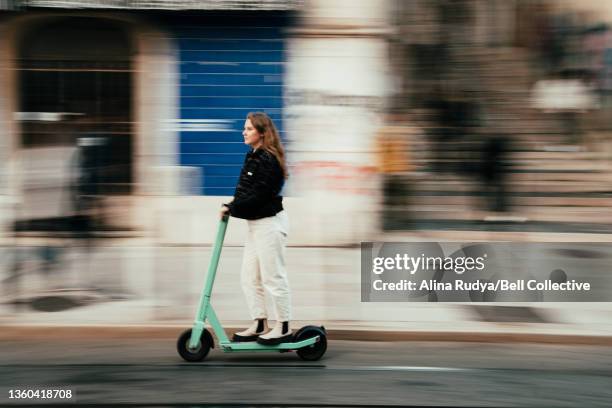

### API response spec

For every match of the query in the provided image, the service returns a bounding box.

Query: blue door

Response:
[173,14,289,196]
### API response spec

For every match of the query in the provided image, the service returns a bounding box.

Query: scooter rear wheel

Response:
[294,326,327,361]
[177,328,212,362]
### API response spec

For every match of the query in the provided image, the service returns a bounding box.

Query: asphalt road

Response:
[1,337,612,407]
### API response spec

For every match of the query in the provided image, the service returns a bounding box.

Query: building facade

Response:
[0,0,391,246]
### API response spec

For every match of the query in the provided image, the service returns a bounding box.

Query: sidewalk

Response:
[2,230,612,346]
[2,303,612,345]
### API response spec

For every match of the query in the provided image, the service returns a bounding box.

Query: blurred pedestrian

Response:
[480,135,511,212]
[70,136,109,236]
[375,111,414,229]
[221,112,292,345]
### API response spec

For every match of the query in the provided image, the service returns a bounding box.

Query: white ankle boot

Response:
[232,319,268,342]
[257,321,292,345]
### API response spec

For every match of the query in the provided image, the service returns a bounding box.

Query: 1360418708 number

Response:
[8,389,74,400]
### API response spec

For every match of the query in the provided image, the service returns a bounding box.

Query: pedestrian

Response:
[220,112,292,345]
[375,111,413,229]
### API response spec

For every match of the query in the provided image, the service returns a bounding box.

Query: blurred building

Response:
[385,0,612,233]
[3,0,612,326]
[0,0,391,246]
[4,0,612,247]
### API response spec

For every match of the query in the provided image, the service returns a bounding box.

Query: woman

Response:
[221,112,292,345]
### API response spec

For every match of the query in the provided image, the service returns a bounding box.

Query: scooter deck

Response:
[219,336,320,352]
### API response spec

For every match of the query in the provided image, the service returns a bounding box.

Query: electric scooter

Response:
[177,215,327,362]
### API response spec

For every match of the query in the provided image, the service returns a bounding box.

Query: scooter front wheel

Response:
[177,328,212,362]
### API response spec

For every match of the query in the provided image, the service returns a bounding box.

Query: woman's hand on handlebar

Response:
[220,204,230,219]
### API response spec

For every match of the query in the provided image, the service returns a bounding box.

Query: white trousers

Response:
[240,211,291,322]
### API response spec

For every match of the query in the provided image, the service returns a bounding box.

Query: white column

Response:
[132,26,181,196]
[285,0,392,245]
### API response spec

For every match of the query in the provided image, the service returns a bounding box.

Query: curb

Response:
[2,325,612,346]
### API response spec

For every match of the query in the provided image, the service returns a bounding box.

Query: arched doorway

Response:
[16,16,134,230]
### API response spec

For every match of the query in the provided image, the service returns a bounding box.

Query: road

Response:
[1,336,612,406]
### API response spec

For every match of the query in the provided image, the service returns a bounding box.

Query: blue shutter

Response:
[174,17,288,196]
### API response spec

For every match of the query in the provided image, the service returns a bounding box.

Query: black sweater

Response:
[227,148,284,220]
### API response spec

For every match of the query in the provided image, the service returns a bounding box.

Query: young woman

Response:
[220,112,292,345]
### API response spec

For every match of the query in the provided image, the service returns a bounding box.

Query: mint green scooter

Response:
[177,215,327,362]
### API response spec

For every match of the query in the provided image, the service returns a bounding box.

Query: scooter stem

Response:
[189,216,229,349]
[201,216,229,305]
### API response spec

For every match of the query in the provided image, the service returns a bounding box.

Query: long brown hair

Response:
[247,111,288,179]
